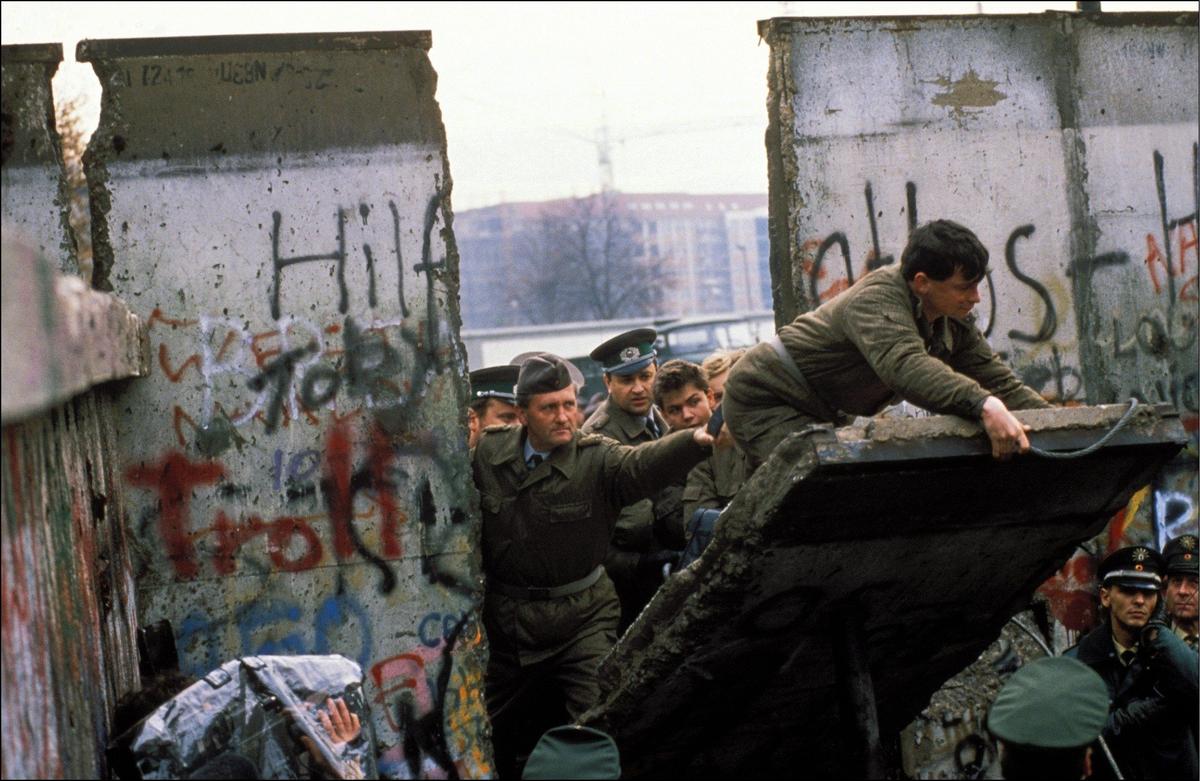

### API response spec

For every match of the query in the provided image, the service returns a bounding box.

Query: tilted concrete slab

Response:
[582,403,1187,778]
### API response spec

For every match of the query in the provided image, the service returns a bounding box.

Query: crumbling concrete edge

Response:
[758,19,803,326]
[585,432,820,728]
[1,232,148,425]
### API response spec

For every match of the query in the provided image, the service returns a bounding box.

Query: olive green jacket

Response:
[471,424,707,588]
[778,264,1050,419]
[682,445,749,526]
[581,398,679,550]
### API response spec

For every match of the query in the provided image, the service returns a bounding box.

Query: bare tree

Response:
[55,95,92,284]
[508,192,659,324]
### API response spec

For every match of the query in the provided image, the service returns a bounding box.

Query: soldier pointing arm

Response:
[472,352,715,776]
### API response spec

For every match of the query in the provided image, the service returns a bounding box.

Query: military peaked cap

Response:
[468,365,520,404]
[987,657,1109,749]
[1099,545,1164,591]
[590,328,658,375]
[1163,533,1199,577]
[522,725,620,779]
[516,353,574,399]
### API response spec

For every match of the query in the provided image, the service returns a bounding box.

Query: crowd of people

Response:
[464,219,1198,779]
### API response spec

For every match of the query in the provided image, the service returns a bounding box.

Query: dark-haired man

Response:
[583,328,679,631]
[722,220,1051,469]
[654,359,749,567]
[1066,546,1199,780]
[473,353,717,774]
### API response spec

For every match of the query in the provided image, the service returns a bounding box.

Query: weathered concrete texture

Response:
[1,44,79,277]
[759,14,1197,773]
[80,31,491,778]
[582,405,1186,778]
[898,611,1049,780]
[2,229,148,424]
[2,385,142,779]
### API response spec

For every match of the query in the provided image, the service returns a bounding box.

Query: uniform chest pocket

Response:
[539,499,590,525]
[479,492,510,517]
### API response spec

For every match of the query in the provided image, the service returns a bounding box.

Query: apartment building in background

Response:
[455,192,769,328]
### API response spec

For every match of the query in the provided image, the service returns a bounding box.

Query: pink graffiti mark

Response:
[125,451,225,580]
[370,652,433,734]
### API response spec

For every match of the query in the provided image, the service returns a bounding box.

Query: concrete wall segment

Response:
[2,387,142,779]
[83,31,489,778]
[763,11,1197,778]
[1,230,149,424]
[1,42,79,276]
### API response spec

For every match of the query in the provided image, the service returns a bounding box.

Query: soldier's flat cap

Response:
[516,353,574,399]
[1163,534,1199,577]
[590,328,658,376]
[1099,545,1164,591]
[511,351,585,389]
[987,657,1109,749]
[469,365,520,404]
[522,725,620,779]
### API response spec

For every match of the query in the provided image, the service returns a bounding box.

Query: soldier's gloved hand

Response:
[1106,694,1169,736]
[1140,597,1173,658]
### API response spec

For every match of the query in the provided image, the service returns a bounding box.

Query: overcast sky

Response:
[2,1,1192,210]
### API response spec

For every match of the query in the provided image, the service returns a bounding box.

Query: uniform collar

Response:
[605,397,664,440]
[1111,634,1138,665]
[518,432,580,487]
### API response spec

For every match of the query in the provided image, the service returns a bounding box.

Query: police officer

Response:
[1066,545,1199,779]
[1162,533,1199,649]
[467,365,521,448]
[987,656,1109,779]
[472,353,717,776]
[582,328,680,631]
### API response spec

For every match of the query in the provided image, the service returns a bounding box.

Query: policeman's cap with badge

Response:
[590,328,658,376]
[468,365,520,405]
[1162,533,1199,577]
[1098,545,1165,592]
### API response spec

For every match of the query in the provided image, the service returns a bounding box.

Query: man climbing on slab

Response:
[722,219,1052,469]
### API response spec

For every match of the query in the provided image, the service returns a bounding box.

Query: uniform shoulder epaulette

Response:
[482,423,517,433]
[577,433,610,448]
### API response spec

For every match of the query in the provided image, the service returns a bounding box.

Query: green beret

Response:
[516,353,573,399]
[522,725,620,779]
[988,657,1109,749]
[1099,545,1164,591]
[1162,534,1199,577]
[590,328,658,375]
[468,365,520,404]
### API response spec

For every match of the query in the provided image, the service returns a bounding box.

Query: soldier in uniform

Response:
[473,353,717,775]
[467,365,521,448]
[582,328,681,631]
[986,656,1109,779]
[1162,533,1198,649]
[721,220,1051,470]
[1065,546,1199,780]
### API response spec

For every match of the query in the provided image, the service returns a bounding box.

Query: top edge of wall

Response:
[757,10,1198,36]
[76,30,432,62]
[1,43,64,64]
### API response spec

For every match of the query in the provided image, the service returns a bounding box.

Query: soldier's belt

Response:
[489,565,604,601]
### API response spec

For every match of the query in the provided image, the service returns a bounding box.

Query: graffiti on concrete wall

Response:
[117,187,487,778]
